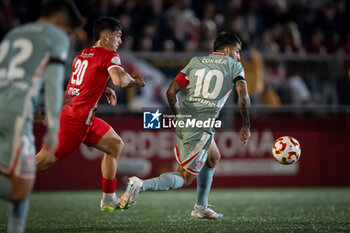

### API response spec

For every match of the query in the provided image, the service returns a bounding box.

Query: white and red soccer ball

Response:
[272,136,301,165]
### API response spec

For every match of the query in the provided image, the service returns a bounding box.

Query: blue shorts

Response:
[174,130,213,175]
[0,113,36,179]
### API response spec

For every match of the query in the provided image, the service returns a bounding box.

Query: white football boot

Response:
[100,195,120,212]
[119,176,143,209]
[191,205,223,220]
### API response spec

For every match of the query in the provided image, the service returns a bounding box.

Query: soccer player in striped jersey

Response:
[0,1,83,232]
[119,32,251,220]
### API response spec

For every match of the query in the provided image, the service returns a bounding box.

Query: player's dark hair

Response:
[93,17,122,42]
[41,0,84,29]
[213,31,242,51]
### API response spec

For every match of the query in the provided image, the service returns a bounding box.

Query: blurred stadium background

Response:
[1,0,350,232]
[1,0,349,189]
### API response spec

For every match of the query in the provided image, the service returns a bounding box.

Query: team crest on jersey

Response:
[26,156,34,169]
[111,56,121,65]
[195,161,203,170]
[60,50,68,60]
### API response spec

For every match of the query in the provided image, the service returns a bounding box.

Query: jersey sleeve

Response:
[180,57,195,76]
[174,72,189,88]
[232,61,245,83]
[44,29,67,147]
[47,30,69,61]
[105,52,124,71]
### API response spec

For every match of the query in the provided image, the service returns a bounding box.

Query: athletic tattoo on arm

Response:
[235,80,251,128]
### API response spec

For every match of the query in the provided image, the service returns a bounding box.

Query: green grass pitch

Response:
[1,188,350,233]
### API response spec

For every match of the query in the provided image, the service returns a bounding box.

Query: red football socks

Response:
[102,177,116,193]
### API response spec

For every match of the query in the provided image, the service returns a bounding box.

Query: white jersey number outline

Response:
[0,39,34,79]
[194,68,223,99]
[71,59,88,85]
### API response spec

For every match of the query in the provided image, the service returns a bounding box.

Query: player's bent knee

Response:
[95,135,124,156]
[182,179,192,186]
[115,137,124,148]
[181,174,196,186]
[109,137,124,154]
[10,178,34,202]
[116,137,124,145]
[183,177,196,186]
[206,153,221,168]
[207,157,220,168]
[177,166,195,186]
[10,191,29,202]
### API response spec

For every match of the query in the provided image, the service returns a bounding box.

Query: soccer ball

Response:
[272,136,301,165]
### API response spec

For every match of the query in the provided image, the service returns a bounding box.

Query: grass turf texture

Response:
[0,188,349,233]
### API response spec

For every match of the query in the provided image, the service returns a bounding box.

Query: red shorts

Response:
[55,112,110,159]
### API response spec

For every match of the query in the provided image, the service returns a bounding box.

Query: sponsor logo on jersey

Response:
[111,56,121,65]
[195,161,203,170]
[80,52,94,58]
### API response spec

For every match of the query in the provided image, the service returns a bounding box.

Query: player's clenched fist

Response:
[132,73,145,87]
[104,87,117,106]
[240,126,251,144]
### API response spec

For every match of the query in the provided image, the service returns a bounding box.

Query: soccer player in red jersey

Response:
[36,17,145,212]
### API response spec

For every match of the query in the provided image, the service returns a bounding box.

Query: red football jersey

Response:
[63,46,124,125]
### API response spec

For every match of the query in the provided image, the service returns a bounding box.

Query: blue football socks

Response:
[143,172,184,191]
[196,166,215,207]
[8,198,30,233]
[0,175,29,233]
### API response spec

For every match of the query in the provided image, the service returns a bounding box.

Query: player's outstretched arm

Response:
[128,73,146,87]
[43,63,65,150]
[166,80,182,115]
[235,80,251,144]
[108,67,145,88]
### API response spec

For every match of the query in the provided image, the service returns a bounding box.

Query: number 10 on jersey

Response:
[194,68,223,99]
